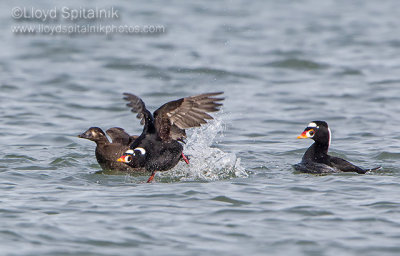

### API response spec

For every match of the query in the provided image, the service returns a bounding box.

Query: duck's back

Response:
[141,137,183,172]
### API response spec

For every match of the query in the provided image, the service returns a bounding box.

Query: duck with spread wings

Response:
[117,92,224,182]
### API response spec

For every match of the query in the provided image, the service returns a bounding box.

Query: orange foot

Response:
[181,153,190,164]
[147,171,156,183]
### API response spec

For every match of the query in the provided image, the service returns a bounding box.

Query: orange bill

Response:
[297,130,308,139]
[117,155,128,162]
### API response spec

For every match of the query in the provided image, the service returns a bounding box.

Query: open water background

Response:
[1,0,400,255]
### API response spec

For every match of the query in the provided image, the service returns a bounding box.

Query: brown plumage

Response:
[78,127,144,173]
[106,127,138,145]
[123,92,223,141]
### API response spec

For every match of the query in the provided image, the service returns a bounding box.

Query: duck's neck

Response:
[315,141,329,154]
[95,138,109,146]
[303,141,329,163]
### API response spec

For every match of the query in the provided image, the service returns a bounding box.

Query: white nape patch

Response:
[308,122,318,128]
[328,127,332,148]
[134,147,146,155]
[125,149,134,155]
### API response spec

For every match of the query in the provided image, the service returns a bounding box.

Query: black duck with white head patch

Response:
[117,92,224,182]
[294,121,380,174]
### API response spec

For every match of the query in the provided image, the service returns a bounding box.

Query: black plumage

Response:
[118,92,224,182]
[294,121,379,174]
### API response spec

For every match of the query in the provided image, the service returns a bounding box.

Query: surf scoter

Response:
[117,92,224,182]
[78,127,144,173]
[294,121,379,174]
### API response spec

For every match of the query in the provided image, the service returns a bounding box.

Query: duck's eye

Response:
[308,130,315,137]
[125,155,132,163]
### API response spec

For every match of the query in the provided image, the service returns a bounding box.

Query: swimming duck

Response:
[295,121,379,174]
[78,127,144,173]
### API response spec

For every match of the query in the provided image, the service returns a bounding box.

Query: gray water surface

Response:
[1,0,400,255]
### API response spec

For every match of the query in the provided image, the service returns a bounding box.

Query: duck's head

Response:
[78,127,108,143]
[297,121,331,146]
[117,147,147,167]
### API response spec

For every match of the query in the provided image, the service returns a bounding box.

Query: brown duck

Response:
[78,127,142,173]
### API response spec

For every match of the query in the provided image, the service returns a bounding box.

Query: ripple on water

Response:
[50,157,79,168]
[0,84,19,91]
[211,196,251,206]
[285,206,334,217]
[264,58,329,70]
[41,74,72,86]
[3,154,37,163]
[334,68,363,76]
[376,151,400,160]
[361,201,400,210]
[167,66,257,79]
[103,60,161,72]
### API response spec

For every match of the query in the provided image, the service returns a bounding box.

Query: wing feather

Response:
[123,93,155,134]
[153,92,224,141]
[329,156,367,174]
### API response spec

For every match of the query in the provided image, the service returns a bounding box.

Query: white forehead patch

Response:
[308,122,318,128]
[134,147,146,155]
[125,149,134,154]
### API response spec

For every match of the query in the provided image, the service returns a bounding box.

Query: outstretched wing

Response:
[123,93,156,134]
[153,92,224,141]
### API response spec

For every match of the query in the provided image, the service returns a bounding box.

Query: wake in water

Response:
[156,115,248,182]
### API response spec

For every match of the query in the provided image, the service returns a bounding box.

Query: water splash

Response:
[157,116,248,182]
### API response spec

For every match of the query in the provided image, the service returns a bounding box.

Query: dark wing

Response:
[123,93,156,134]
[153,92,224,141]
[106,127,131,145]
[329,156,367,174]
[294,162,340,174]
